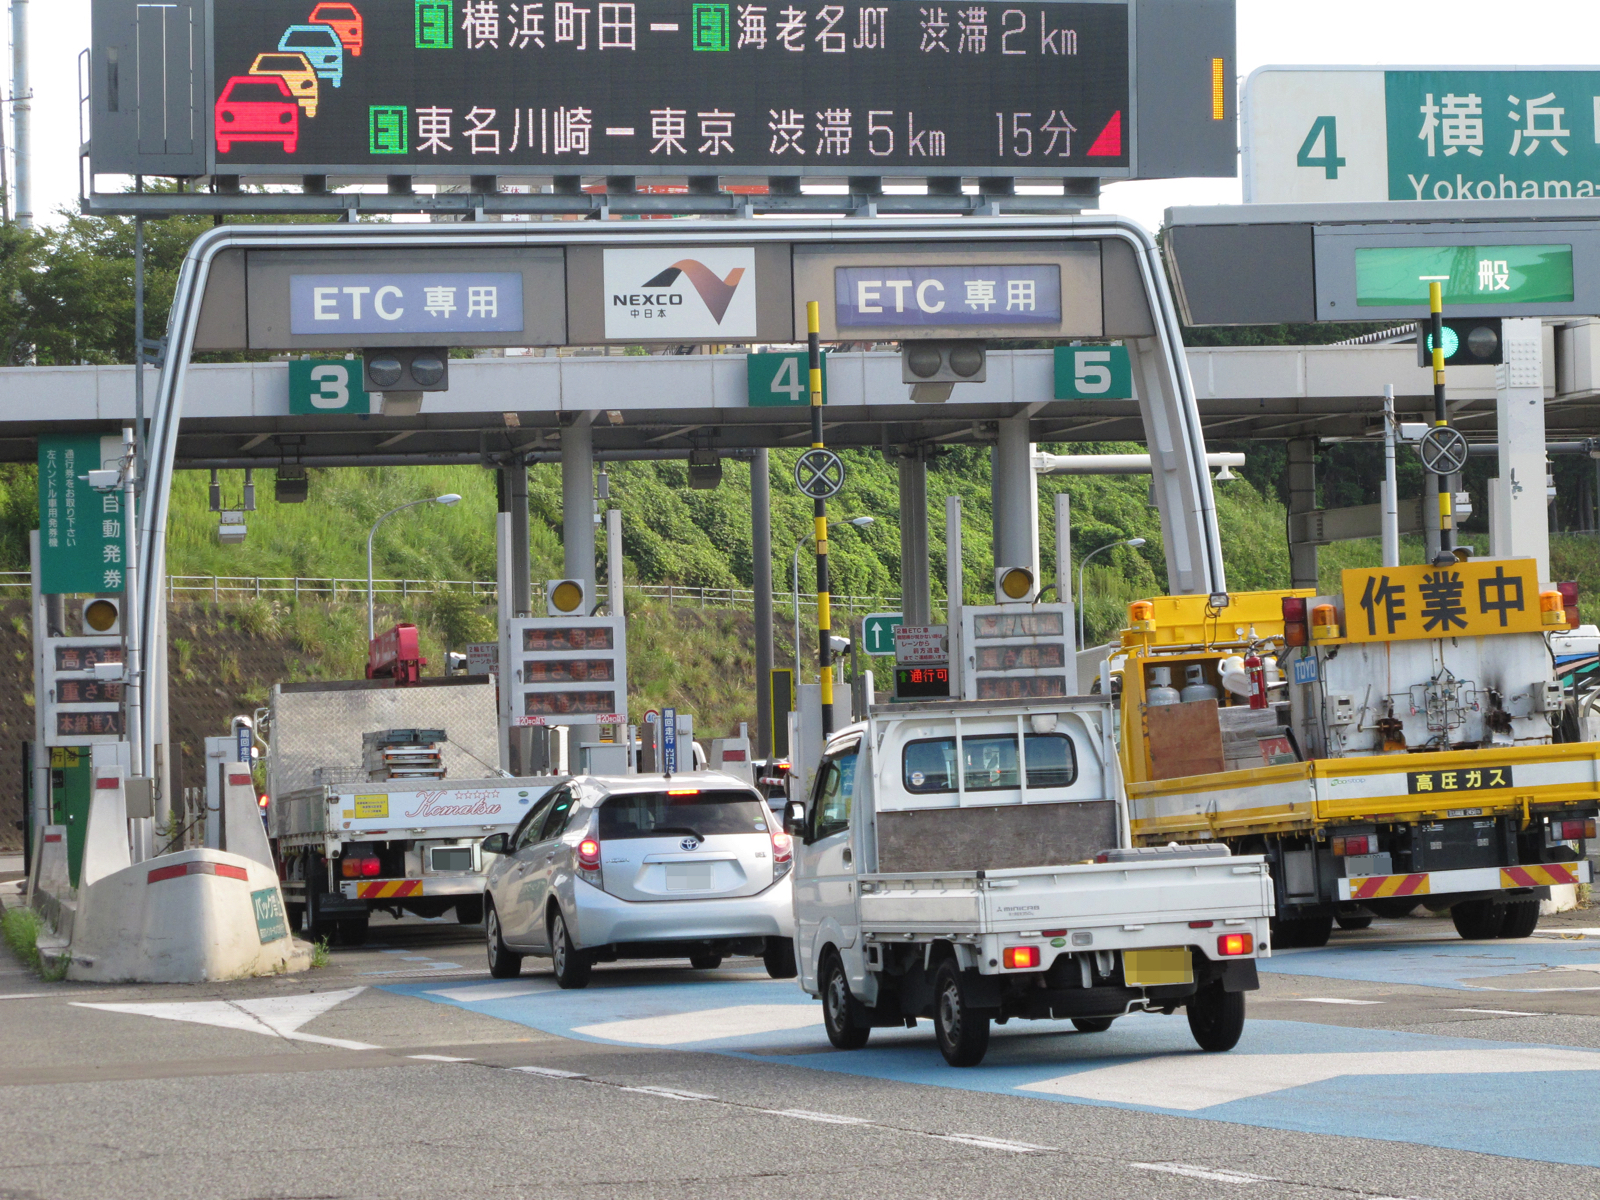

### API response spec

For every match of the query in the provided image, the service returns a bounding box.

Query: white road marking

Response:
[935,1134,1051,1153]
[763,1109,870,1125]
[408,1054,475,1062]
[1131,1162,1271,1184]
[1288,997,1383,1005]
[427,980,548,1002]
[1019,1046,1600,1110]
[1452,1008,1540,1017]
[511,1065,585,1078]
[0,992,52,1000]
[573,1003,822,1045]
[620,1085,717,1101]
[73,988,377,1051]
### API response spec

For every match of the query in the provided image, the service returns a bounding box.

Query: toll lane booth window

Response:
[902,733,1077,793]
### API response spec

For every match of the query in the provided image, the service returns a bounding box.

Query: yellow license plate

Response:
[1123,947,1194,987]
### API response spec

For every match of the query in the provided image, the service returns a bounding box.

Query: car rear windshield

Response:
[599,789,770,840]
[902,731,1077,793]
[224,82,289,101]
[284,28,337,46]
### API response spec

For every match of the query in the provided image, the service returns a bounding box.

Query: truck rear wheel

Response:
[820,952,870,1050]
[1335,911,1372,931]
[485,901,523,979]
[1451,899,1507,940]
[1498,899,1540,939]
[1187,981,1245,1052]
[1072,1017,1115,1033]
[933,960,990,1067]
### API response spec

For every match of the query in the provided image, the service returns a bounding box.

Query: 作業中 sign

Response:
[1339,560,1545,644]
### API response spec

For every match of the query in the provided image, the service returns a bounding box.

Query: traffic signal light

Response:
[546,578,589,616]
[687,450,723,490]
[1418,318,1502,367]
[995,566,1037,603]
[902,340,987,384]
[363,348,450,392]
[81,597,121,635]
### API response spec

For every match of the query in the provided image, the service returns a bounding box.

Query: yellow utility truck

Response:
[1113,557,1596,947]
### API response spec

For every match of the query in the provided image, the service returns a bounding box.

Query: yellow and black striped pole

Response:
[808,300,833,737]
[1429,282,1455,555]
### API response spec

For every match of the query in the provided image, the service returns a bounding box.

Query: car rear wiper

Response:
[642,826,702,839]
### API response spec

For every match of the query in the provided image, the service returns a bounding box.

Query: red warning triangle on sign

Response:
[1086,111,1123,157]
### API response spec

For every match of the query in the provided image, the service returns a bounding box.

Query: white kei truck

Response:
[786,695,1275,1066]
[265,677,559,944]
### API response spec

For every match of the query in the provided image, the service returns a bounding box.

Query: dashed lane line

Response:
[1452,1009,1541,1017]
[1286,998,1385,1006]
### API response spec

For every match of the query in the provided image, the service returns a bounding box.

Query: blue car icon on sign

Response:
[278,24,344,88]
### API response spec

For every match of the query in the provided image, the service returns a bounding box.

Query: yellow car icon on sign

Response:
[248,52,319,118]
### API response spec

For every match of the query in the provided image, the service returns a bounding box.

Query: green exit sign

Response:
[1054,345,1132,399]
[289,359,369,415]
[1355,244,1574,307]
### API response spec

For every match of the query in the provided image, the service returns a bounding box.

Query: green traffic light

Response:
[1424,326,1460,360]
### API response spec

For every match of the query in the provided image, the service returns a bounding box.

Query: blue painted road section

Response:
[389,969,1600,1167]
[1263,934,1600,991]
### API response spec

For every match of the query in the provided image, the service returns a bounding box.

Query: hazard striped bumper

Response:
[344,879,424,899]
[1337,859,1590,902]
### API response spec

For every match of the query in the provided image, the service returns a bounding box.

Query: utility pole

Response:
[11,0,30,230]
[1381,385,1399,568]
[1428,282,1454,559]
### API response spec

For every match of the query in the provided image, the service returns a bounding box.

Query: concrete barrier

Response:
[29,824,74,942]
[220,762,273,869]
[67,765,309,982]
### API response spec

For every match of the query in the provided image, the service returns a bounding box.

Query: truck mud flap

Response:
[1217,960,1259,993]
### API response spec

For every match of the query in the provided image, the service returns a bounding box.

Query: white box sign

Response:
[894,625,948,665]
[603,247,758,340]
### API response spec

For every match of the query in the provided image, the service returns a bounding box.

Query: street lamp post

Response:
[1077,537,1146,651]
[367,494,462,642]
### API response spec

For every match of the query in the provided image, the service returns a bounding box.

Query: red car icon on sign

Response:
[215,75,300,154]
[309,3,364,56]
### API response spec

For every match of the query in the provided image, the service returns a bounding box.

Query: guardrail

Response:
[0,571,902,619]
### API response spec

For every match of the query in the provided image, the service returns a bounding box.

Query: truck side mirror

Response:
[481,832,509,855]
[784,801,807,838]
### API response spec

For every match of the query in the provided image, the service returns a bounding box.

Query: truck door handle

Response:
[841,848,852,866]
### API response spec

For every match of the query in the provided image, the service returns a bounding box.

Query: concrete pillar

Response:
[1055,491,1072,606]
[946,495,963,700]
[505,460,531,616]
[561,415,596,587]
[1493,318,1551,580]
[751,449,775,762]
[898,451,931,626]
[1286,438,1318,591]
[991,413,1039,593]
[1423,471,1442,563]
[499,461,533,774]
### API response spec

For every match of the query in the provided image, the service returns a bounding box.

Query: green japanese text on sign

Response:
[747,351,827,408]
[1053,345,1132,399]
[251,887,290,944]
[38,435,125,595]
[1355,245,1574,307]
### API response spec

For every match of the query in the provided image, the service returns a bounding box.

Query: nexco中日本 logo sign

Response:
[603,247,758,338]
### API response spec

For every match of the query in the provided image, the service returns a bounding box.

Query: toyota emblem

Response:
[680,836,701,852]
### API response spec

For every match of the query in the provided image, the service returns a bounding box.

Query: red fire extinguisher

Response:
[1245,652,1268,709]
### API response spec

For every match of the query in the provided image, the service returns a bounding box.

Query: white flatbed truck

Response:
[787,695,1274,1066]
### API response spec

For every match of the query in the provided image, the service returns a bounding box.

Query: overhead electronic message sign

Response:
[89,0,1238,183]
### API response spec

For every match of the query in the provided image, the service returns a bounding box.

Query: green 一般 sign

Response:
[289,359,370,415]
[38,435,126,595]
[1354,244,1574,307]
[1054,345,1133,399]
[747,351,828,407]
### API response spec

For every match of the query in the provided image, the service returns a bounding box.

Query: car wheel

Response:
[933,959,990,1067]
[1498,898,1540,939]
[1365,898,1421,919]
[485,901,523,979]
[549,909,591,990]
[1187,980,1245,1052]
[1335,912,1373,931]
[689,952,723,970]
[763,937,798,980]
[820,952,870,1050]
[1451,898,1508,940]
[1072,1017,1114,1033]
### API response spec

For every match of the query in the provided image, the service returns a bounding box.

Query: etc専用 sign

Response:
[834,265,1062,328]
[1245,67,1600,205]
[1338,559,1544,644]
[289,273,524,335]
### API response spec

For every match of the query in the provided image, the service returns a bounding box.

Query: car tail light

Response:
[1002,946,1040,969]
[771,830,792,864]
[1558,818,1596,841]
[1331,835,1371,857]
[258,794,269,811]
[1282,596,1308,647]
[1558,581,1580,630]
[577,839,601,871]
[668,788,700,796]
[1218,932,1253,956]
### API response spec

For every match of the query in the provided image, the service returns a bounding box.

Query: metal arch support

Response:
[135,217,1226,766]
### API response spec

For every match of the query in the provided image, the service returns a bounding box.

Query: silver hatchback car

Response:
[480,772,798,988]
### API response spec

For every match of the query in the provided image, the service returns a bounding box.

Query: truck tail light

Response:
[1558,818,1596,841]
[1218,932,1254,957]
[361,856,380,876]
[1281,596,1308,647]
[1331,835,1371,857]
[341,852,380,878]
[1002,946,1041,969]
[1558,581,1580,630]
[577,839,602,871]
